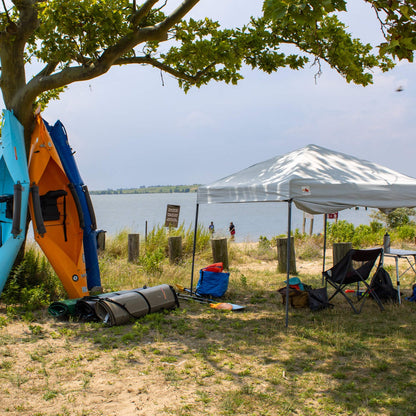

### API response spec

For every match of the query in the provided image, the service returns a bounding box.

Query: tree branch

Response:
[114,55,216,84]
[156,0,200,34]
[98,0,201,69]
[370,3,388,40]
[131,0,159,27]
[35,62,58,78]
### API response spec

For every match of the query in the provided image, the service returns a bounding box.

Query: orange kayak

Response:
[28,115,89,298]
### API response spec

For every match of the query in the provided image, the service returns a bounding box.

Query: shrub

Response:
[327,220,385,248]
[351,224,380,247]
[396,224,416,241]
[370,207,416,229]
[258,236,271,251]
[370,221,384,233]
[138,248,165,276]
[296,237,322,260]
[182,224,211,256]
[327,220,355,243]
[2,248,65,310]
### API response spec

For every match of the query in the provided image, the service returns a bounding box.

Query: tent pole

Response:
[285,199,293,328]
[322,213,328,284]
[190,203,199,294]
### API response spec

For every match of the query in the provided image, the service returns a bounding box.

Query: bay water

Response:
[90,193,374,242]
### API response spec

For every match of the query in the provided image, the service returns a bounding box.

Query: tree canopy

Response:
[0,0,414,146]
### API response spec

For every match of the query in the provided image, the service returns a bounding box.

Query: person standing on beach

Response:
[229,222,235,241]
[209,221,215,235]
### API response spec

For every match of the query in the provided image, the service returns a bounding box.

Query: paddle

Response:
[175,285,245,311]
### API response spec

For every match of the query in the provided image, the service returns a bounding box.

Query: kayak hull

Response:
[46,120,101,291]
[0,110,30,294]
[28,115,88,299]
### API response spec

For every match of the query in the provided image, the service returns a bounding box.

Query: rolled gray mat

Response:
[75,289,133,321]
[95,284,179,326]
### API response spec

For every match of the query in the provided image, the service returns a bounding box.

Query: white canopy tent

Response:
[190,144,416,325]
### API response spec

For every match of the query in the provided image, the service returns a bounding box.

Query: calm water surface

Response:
[90,193,374,242]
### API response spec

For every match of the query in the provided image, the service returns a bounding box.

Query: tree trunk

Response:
[168,236,182,264]
[211,238,229,270]
[276,237,297,274]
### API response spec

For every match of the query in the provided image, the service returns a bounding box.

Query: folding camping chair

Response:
[323,248,384,313]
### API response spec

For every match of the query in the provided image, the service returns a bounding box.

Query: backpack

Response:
[370,267,399,303]
[307,287,333,311]
[278,287,309,308]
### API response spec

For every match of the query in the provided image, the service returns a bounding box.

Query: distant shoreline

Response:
[90,184,200,195]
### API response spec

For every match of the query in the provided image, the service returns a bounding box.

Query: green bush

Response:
[326,220,386,248]
[181,224,211,256]
[351,224,381,247]
[370,221,384,233]
[258,236,271,250]
[396,224,416,241]
[327,220,355,243]
[370,207,416,229]
[2,248,65,310]
[138,248,165,276]
[145,225,169,255]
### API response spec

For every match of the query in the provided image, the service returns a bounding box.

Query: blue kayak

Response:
[46,120,102,291]
[0,110,30,295]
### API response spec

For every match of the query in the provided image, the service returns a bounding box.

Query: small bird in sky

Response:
[396,86,404,92]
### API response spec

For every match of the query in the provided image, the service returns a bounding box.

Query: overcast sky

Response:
[5,1,416,190]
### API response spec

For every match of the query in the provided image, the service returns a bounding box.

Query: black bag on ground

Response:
[369,267,399,303]
[308,287,332,311]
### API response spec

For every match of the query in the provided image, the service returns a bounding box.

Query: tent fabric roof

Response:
[197,144,416,214]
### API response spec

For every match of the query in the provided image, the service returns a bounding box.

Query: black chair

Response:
[323,248,384,313]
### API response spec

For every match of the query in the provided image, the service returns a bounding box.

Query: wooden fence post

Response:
[128,234,140,263]
[168,236,182,264]
[332,242,352,265]
[276,237,297,274]
[211,237,229,270]
[96,230,106,252]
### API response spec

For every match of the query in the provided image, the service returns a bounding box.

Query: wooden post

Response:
[96,230,106,252]
[211,237,229,270]
[276,237,297,274]
[332,242,352,265]
[309,217,314,236]
[128,233,140,263]
[168,236,182,264]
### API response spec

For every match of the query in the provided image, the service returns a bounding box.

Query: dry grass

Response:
[1,242,416,416]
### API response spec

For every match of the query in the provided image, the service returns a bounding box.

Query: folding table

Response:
[383,249,416,304]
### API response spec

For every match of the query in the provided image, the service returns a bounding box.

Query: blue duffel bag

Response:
[196,270,230,297]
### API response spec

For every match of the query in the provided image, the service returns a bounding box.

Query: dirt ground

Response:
[0,247,412,416]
